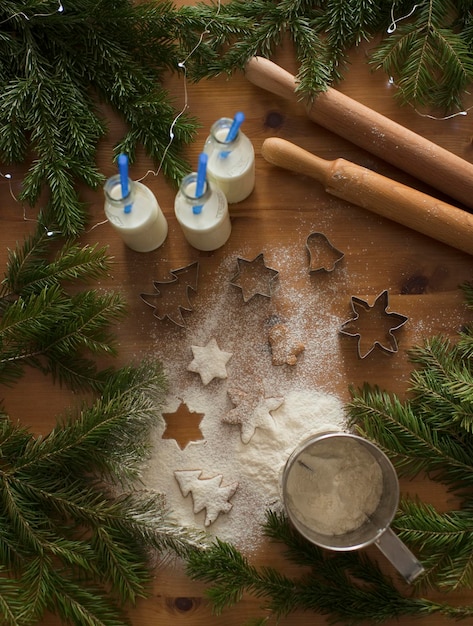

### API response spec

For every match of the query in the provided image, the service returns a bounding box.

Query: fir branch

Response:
[46,573,129,626]
[347,383,473,492]
[8,361,167,481]
[394,499,473,590]
[0,0,197,235]
[370,0,473,110]
[408,337,473,432]
[0,359,207,626]
[187,511,473,623]
[0,223,127,391]
[346,285,473,594]
[3,0,473,235]
[0,566,27,626]
[314,0,386,67]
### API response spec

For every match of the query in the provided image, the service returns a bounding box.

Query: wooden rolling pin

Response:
[261,136,473,256]
[246,56,473,211]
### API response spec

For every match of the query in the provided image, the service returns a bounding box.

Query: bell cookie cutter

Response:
[140,261,199,328]
[230,253,279,302]
[339,289,408,359]
[306,232,344,274]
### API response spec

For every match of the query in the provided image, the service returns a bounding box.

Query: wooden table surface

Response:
[2,31,473,626]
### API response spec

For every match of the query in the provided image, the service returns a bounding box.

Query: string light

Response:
[0,171,17,203]
[3,0,221,234]
[387,3,418,33]
[386,4,472,121]
[0,1,64,25]
[386,75,472,120]
[137,0,222,183]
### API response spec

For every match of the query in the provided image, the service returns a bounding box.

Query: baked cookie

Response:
[268,323,305,366]
[174,469,238,526]
[187,337,232,385]
[222,384,284,444]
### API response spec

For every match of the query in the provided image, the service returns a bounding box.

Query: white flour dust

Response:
[285,437,383,536]
[141,237,349,552]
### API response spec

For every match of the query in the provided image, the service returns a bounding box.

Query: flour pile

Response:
[141,233,350,552]
[143,388,346,551]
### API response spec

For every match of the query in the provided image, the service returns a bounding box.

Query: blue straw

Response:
[193,152,208,215]
[117,153,132,214]
[220,111,245,158]
[226,111,245,142]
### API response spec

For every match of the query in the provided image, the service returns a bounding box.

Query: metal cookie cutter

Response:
[140,261,199,328]
[230,253,279,302]
[339,289,408,359]
[306,232,344,273]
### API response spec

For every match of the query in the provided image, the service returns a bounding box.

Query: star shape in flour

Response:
[187,338,233,385]
[222,385,284,444]
[174,470,238,526]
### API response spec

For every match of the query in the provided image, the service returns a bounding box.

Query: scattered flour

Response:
[143,388,346,551]
[141,234,350,553]
[135,212,471,554]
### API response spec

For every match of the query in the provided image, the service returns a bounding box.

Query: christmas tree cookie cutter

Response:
[306,232,344,273]
[230,253,279,302]
[140,261,199,328]
[339,290,408,359]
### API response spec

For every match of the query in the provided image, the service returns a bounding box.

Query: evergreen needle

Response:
[0,223,208,625]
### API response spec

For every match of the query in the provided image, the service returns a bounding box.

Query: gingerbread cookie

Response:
[222,384,284,444]
[268,323,305,366]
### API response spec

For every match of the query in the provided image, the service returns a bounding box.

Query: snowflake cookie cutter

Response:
[339,289,408,359]
[306,232,344,274]
[140,261,199,328]
[229,253,279,302]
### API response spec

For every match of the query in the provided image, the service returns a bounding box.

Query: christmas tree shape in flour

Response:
[174,470,238,526]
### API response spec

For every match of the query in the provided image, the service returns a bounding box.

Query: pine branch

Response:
[394,499,473,590]
[370,0,473,110]
[0,359,207,626]
[187,510,473,623]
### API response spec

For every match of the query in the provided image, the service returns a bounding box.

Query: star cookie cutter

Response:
[140,261,199,328]
[230,253,279,302]
[339,289,408,359]
[306,232,344,273]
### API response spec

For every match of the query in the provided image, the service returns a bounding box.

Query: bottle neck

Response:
[210,117,241,154]
[104,174,135,211]
[180,172,212,207]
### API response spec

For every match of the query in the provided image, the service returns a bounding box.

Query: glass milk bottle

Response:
[204,114,255,204]
[174,173,231,251]
[103,175,168,252]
